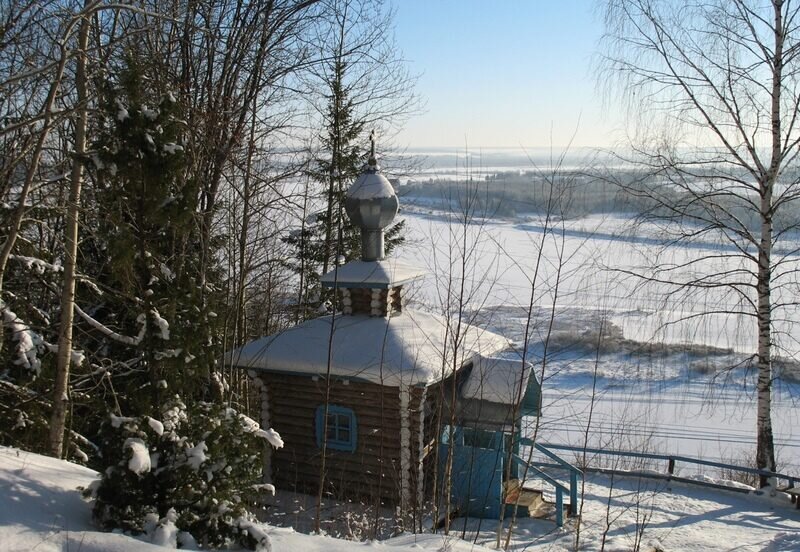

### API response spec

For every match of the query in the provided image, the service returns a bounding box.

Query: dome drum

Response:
[345,194,399,261]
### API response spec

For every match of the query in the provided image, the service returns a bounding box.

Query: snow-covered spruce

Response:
[93,398,282,548]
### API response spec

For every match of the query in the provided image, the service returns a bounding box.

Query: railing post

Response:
[555,487,563,527]
[570,471,578,516]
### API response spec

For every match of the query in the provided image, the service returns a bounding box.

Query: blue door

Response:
[439,427,506,518]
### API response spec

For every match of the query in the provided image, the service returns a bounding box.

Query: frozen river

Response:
[397,208,800,356]
[396,208,800,475]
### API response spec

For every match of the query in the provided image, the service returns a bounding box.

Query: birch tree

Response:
[601,0,800,481]
[48,0,90,458]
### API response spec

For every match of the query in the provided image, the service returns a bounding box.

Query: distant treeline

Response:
[398,169,800,235]
[399,171,626,218]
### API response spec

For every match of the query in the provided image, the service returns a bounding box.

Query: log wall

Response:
[258,371,424,506]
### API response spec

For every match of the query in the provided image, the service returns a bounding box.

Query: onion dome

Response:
[345,131,399,261]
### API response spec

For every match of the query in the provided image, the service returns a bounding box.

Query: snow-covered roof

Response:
[460,356,534,405]
[320,259,427,289]
[225,309,508,387]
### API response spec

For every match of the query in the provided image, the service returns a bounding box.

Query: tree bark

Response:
[48,6,90,458]
[755,0,783,483]
[756,195,775,482]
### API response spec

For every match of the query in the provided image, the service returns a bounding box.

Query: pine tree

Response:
[286,59,405,319]
[84,59,218,415]
[86,60,281,548]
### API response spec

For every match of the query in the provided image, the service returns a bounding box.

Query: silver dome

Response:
[345,144,398,262]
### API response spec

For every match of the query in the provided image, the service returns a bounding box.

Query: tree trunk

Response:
[756,204,775,483]
[754,0,783,484]
[321,155,337,277]
[48,7,90,458]
[296,181,309,323]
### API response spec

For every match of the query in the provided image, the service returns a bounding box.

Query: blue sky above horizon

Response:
[392,1,625,149]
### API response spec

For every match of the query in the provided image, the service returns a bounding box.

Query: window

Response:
[315,405,357,452]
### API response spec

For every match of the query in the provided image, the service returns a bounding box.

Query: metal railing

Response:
[537,442,799,493]
[514,439,584,527]
[511,454,570,527]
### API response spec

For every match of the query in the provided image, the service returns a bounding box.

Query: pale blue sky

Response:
[393,1,624,148]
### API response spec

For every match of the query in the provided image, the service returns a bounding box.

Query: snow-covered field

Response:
[396,208,800,474]
[3,446,800,551]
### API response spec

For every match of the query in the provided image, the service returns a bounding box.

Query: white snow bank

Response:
[3,447,800,552]
[4,447,494,552]
[237,517,272,551]
[266,527,495,552]
[0,447,167,551]
[150,508,178,547]
[684,473,755,491]
[763,531,800,552]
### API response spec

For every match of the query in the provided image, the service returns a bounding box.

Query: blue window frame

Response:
[315,405,357,452]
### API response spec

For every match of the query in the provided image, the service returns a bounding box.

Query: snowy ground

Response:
[396,208,800,475]
[0,447,488,552]
[452,473,800,552]
[3,447,800,551]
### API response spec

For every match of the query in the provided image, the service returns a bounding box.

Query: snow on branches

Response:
[1,301,42,375]
[93,399,282,548]
[1,300,85,375]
